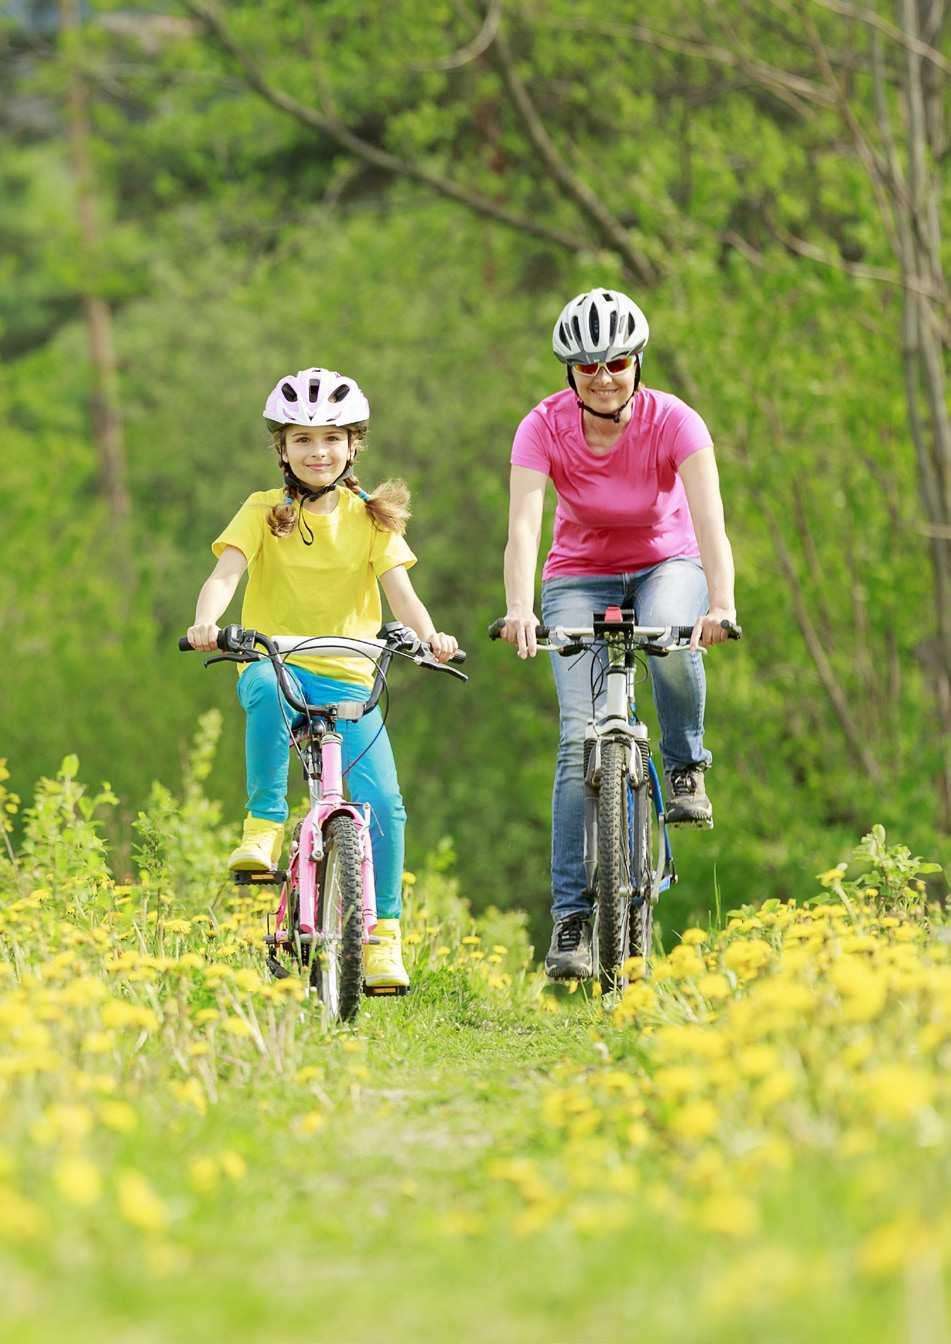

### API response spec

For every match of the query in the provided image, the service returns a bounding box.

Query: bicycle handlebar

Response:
[487,617,742,643]
[179,624,467,721]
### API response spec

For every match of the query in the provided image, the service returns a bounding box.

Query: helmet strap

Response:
[567,357,641,425]
[280,457,355,547]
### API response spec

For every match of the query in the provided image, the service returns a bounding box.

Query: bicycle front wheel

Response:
[596,739,633,995]
[628,781,654,967]
[311,814,365,1022]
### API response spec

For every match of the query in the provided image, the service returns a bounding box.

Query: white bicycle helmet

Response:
[263,368,370,432]
[552,289,649,365]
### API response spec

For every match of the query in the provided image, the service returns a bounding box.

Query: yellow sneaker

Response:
[227,816,285,873]
[364,918,410,991]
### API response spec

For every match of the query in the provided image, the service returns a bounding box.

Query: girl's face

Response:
[572,359,637,415]
[283,424,351,486]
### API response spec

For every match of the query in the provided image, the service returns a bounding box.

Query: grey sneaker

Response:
[545,914,594,980]
[665,766,713,827]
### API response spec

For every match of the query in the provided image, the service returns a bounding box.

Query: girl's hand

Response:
[428,632,458,663]
[690,608,737,652]
[500,613,540,659]
[186,622,221,652]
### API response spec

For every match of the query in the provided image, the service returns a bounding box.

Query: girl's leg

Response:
[236,660,295,822]
[340,710,406,920]
[540,575,623,921]
[628,557,711,770]
[289,669,406,921]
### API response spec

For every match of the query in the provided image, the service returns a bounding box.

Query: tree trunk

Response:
[59,0,130,524]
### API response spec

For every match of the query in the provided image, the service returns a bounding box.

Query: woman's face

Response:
[282,424,351,486]
[572,359,637,415]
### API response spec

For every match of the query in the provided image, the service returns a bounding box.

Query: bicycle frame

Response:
[273,721,376,949]
[581,628,677,906]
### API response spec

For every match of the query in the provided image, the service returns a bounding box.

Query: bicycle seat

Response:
[290,702,365,734]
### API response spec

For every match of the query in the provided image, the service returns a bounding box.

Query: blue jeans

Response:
[540,560,711,921]
[236,661,406,919]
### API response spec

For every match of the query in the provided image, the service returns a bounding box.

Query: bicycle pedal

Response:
[363,983,409,997]
[265,954,292,980]
[232,869,287,886]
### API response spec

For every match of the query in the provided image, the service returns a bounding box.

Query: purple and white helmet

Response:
[263,368,370,432]
[552,289,649,365]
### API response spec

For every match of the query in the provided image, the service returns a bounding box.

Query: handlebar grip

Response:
[179,627,241,652]
[449,650,467,666]
[721,620,743,640]
[488,618,550,641]
[675,625,694,642]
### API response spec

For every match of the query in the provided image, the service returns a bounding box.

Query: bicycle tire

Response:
[597,739,633,995]
[310,814,365,1022]
[628,782,654,967]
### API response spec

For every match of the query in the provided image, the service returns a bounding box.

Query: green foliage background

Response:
[1,0,947,945]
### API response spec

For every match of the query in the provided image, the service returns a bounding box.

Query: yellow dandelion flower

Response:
[681,928,707,946]
[117,1170,169,1234]
[54,1157,102,1207]
[222,1015,254,1038]
[171,1078,208,1116]
[862,1066,935,1122]
[188,1157,220,1194]
[98,1101,138,1134]
[699,1191,760,1238]
[0,1186,46,1239]
[218,1151,247,1181]
[698,973,731,1001]
[669,1100,719,1141]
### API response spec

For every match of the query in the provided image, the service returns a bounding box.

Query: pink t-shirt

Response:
[511,386,711,579]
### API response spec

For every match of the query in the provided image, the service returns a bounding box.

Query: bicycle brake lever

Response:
[203,653,260,667]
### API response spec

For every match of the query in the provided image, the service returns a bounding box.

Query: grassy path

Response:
[0,754,947,1343]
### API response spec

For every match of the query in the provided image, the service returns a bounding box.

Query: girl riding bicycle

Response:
[187,367,458,991]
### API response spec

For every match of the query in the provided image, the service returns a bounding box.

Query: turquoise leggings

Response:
[237,660,406,919]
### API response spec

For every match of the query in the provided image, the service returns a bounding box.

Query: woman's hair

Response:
[265,422,411,537]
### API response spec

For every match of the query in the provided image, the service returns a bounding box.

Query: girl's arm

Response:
[379,565,458,663]
[187,546,249,651]
[678,446,737,650]
[502,465,547,658]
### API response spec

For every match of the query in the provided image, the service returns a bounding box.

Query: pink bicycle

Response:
[179,623,467,1021]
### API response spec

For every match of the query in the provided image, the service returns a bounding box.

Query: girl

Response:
[187,367,458,990]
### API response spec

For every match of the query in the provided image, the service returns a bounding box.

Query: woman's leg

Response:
[629,557,711,771]
[540,575,623,921]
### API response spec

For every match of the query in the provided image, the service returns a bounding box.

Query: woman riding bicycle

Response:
[498,289,738,980]
[186,367,457,991]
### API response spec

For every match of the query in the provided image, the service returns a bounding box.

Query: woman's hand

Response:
[689,607,737,652]
[186,622,221,652]
[500,613,540,659]
[428,632,459,663]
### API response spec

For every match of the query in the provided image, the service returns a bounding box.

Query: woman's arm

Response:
[502,465,547,658]
[379,565,458,662]
[678,446,737,649]
[186,546,248,651]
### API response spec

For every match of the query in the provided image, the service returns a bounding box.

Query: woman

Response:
[499,289,738,980]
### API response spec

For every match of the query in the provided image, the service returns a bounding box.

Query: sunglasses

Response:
[571,354,636,376]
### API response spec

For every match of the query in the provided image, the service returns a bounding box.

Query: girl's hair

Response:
[265,422,411,538]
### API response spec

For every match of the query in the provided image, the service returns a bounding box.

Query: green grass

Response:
[1,752,947,1344]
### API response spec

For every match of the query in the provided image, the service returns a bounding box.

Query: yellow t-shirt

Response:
[212,488,416,687]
